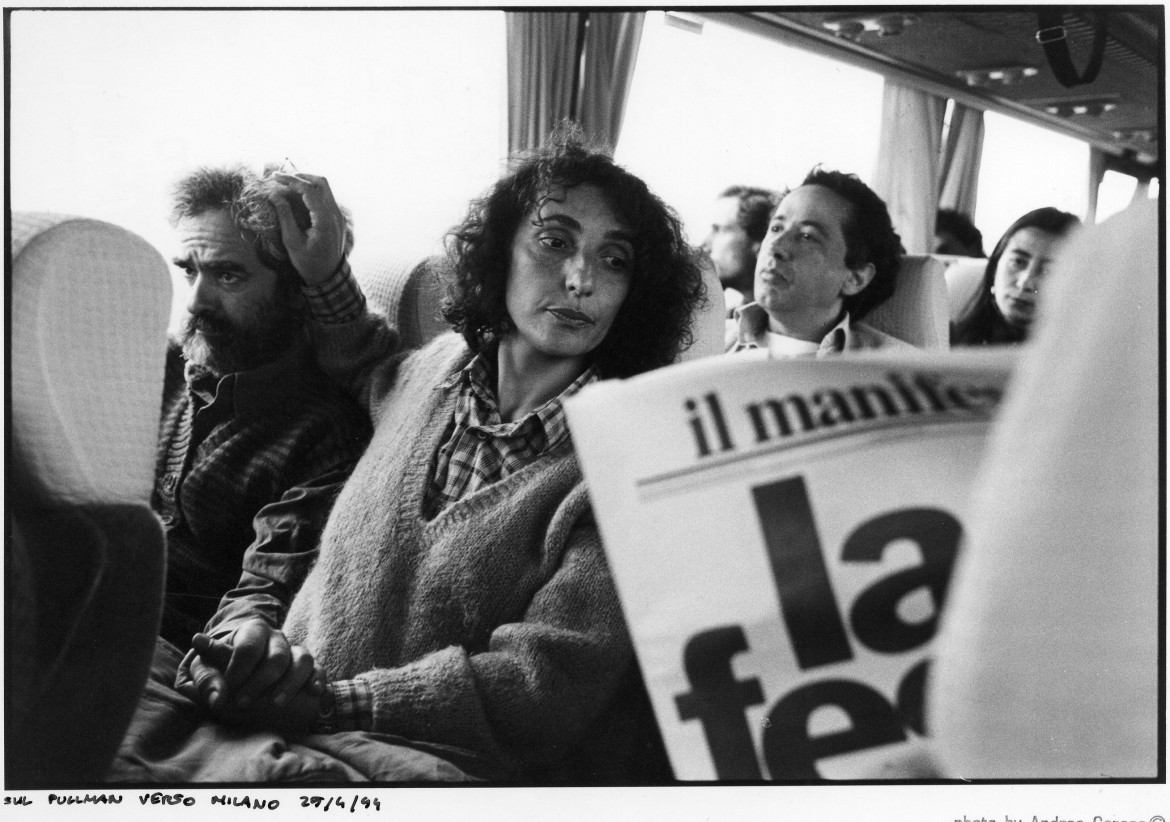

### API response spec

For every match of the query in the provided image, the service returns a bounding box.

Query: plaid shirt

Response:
[423,353,594,519]
[302,258,596,732]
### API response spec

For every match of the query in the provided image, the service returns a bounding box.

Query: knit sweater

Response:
[224,333,662,779]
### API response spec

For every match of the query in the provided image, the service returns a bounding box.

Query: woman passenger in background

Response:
[143,127,704,784]
[951,207,1080,346]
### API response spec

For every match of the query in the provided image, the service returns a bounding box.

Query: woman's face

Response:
[504,183,634,366]
[993,226,1060,329]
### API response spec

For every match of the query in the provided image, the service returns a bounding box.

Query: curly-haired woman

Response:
[162,130,705,784]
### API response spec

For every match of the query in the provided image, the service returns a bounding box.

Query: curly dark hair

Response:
[951,207,1080,346]
[795,167,903,320]
[443,125,705,378]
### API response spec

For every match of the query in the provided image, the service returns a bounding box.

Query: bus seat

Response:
[8,212,171,786]
[862,254,950,349]
[941,256,986,323]
[679,258,727,362]
[928,200,1158,778]
[12,212,171,504]
[351,251,449,350]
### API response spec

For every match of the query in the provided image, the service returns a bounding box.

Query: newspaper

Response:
[565,349,1016,781]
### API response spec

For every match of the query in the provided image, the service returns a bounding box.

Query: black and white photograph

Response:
[5,4,1165,820]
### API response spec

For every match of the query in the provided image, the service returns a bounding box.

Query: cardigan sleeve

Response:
[352,505,636,768]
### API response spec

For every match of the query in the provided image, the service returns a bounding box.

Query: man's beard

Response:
[180,289,305,377]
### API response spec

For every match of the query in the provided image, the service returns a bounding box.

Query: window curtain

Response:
[938,103,985,218]
[1086,147,1109,224]
[873,80,987,253]
[576,12,645,149]
[871,80,945,254]
[506,11,645,153]
[506,12,582,154]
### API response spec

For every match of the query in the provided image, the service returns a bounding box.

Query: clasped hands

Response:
[176,618,327,734]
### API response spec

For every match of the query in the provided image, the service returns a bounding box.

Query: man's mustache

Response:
[183,311,235,339]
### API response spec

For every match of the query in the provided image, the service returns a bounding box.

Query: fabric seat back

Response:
[8,212,172,786]
[351,250,449,351]
[862,254,950,349]
[929,202,1158,777]
[11,212,172,503]
[941,256,988,324]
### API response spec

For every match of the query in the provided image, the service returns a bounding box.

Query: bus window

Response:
[10,9,507,328]
[615,11,884,245]
[974,110,1089,246]
[1096,170,1158,224]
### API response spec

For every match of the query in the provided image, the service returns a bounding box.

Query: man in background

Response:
[934,208,985,257]
[726,167,913,358]
[700,185,778,314]
[154,164,370,649]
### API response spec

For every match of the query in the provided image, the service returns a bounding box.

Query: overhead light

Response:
[956,66,1040,87]
[822,14,918,41]
[1044,100,1118,118]
[1112,128,1156,144]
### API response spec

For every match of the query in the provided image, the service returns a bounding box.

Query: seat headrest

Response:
[678,258,726,362]
[941,256,988,323]
[11,213,171,504]
[862,254,950,349]
[351,250,449,350]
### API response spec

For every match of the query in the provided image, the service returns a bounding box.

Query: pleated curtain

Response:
[872,79,986,253]
[938,103,985,217]
[1086,147,1109,224]
[506,11,645,153]
[872,81,946,254]
[576,12,645,150]
[506,13,582,154]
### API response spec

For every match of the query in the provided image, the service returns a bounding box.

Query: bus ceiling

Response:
[701,9,1161,175]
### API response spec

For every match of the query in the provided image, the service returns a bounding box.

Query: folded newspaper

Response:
[565,349,1016,781]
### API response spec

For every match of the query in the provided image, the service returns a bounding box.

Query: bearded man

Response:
[154,165,370,650]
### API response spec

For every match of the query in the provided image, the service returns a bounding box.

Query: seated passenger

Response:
[934,208,985,257]
[122,132,704,783]
[726,167,913,358]
[156,165,371,649]
[950,207,1080,347]
[700,185,779,314]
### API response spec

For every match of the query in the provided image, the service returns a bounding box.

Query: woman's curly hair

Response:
[443,125,705,379]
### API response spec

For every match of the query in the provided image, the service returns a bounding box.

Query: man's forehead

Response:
[712,196,742,225]
[174,211,257,258]
[777,185,852,230]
